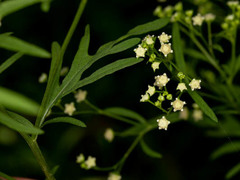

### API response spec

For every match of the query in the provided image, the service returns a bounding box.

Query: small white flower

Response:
[60,66,69,76]
[108,172,122,180]
[158,32,172,44]
[151,62,160,72]
[38,73,48,83]
[176,83,187,92]
[140,93,149,102]
[104,128,114,142]
[74,89,87,103]
[146,85,155,96]
[179,107,189,120]
[204,13,216,22]
[134,45,147,58]
[85,156,96,169]
[157,116,170,130]
[227,1,239,7]
[193,109,203,122]
[159,43,173,57]
[64,102,76,116]
[192,103,199,109]
[154,73,170,88]
[189,79,201,91]
[144,35,155,45]
[192,13,205,26]
[226,14,234,21]
[76,153,85,163]
[171,98,186,112]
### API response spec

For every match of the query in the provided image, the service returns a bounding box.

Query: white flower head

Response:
[179,107,189,120]
[159,43,173,57]
[108,172,122,180]
[146,85,155,96]
[176,83,187,92]
[76,153,85,163]
[227,1,239,8]
[154,73,170,88]
[158,32,172,44]
[226,14,234,21]
[140,93,149,102]
[157,116,170,130]
[171,98,186,112]
[75,89,87,103]
[204,13,216,22]
[192,13,205,26]
[189,79,201,91]
[151,62,160,72]
[193,109,203,122]
[60,66,69,76]
[64,102,76,116]
[38,73,48,83]
[144,35,155,45]
[134,45,147,58]
[104,128,114,142]
[85,156,96,169]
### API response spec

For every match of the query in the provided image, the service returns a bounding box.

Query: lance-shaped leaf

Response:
[0,33,51,58]
[0,52,23,74]
[140,139,162,159]
[42,117,86,128]
[226,163,240,179]
[0,171,16,180]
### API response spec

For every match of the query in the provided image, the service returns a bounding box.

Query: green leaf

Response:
[226,163,240,179]
[172,22,186,73]
[187,89,218,123]
[0,52,24,74]
[0,171,16,180]
[184,48,207,62]
[210,141,240,160]
[104,107,146,123]
[0,86,40,116]
[140,139,162,158]
[213,44,224,53]
[0,0,42,18]
[0,34,51,58]
[72,57,144,94]
[109,38,141,54]
[0,111,43,134]
[42,117,86,128]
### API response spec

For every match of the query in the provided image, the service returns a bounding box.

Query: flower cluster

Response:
[76,153,96,170]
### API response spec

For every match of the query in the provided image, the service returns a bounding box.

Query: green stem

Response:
[21,134,55,180]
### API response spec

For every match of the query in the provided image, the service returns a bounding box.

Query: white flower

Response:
[140,93,149,102]
[144,35,155,45]
[75,89,87,103]
[146,85,155,96]
[179,107,189,120]
[159,43,173,57]
[157,116,170,130]
[204,13,216,22]
[192,13,205,26]
[227,1,239,7]
[176,83,187,92]
[60,66,69,76]
[85,156,96,169]
[151,62,160,72]
[171,98,186,112]
[192,103,199,109]
[226,14,234,21]
[104,128,114,142]
[189,79,201,91]
[193,109,203,122]
[154,73,170,88]
[134,45,147,58]
[108,173,122,180]
[38,73,48,83]
[158,32,172,44]
[64,102,76,116]
[76,153,85,163]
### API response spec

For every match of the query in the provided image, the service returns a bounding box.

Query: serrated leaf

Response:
[0,52,23,74]
[140,139,162,158]
[210,141,240,160]
[0,34,50,58]
[0,86,40,116]
[0,0,42,18]
[104,107,146,123]
[0,171,16,180]
[172,22,186,73]
[226,163,240,179]
[42,117,86,127]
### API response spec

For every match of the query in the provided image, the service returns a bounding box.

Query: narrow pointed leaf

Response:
[226,163,240,179]
[0,172,16,180]
[0,34,50,58]
[0,52,23,74]
[109,38,140,54]
[42,117,86,127]
[140,140,162,158]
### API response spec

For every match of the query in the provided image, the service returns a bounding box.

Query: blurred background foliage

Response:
[0,0,240,179]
